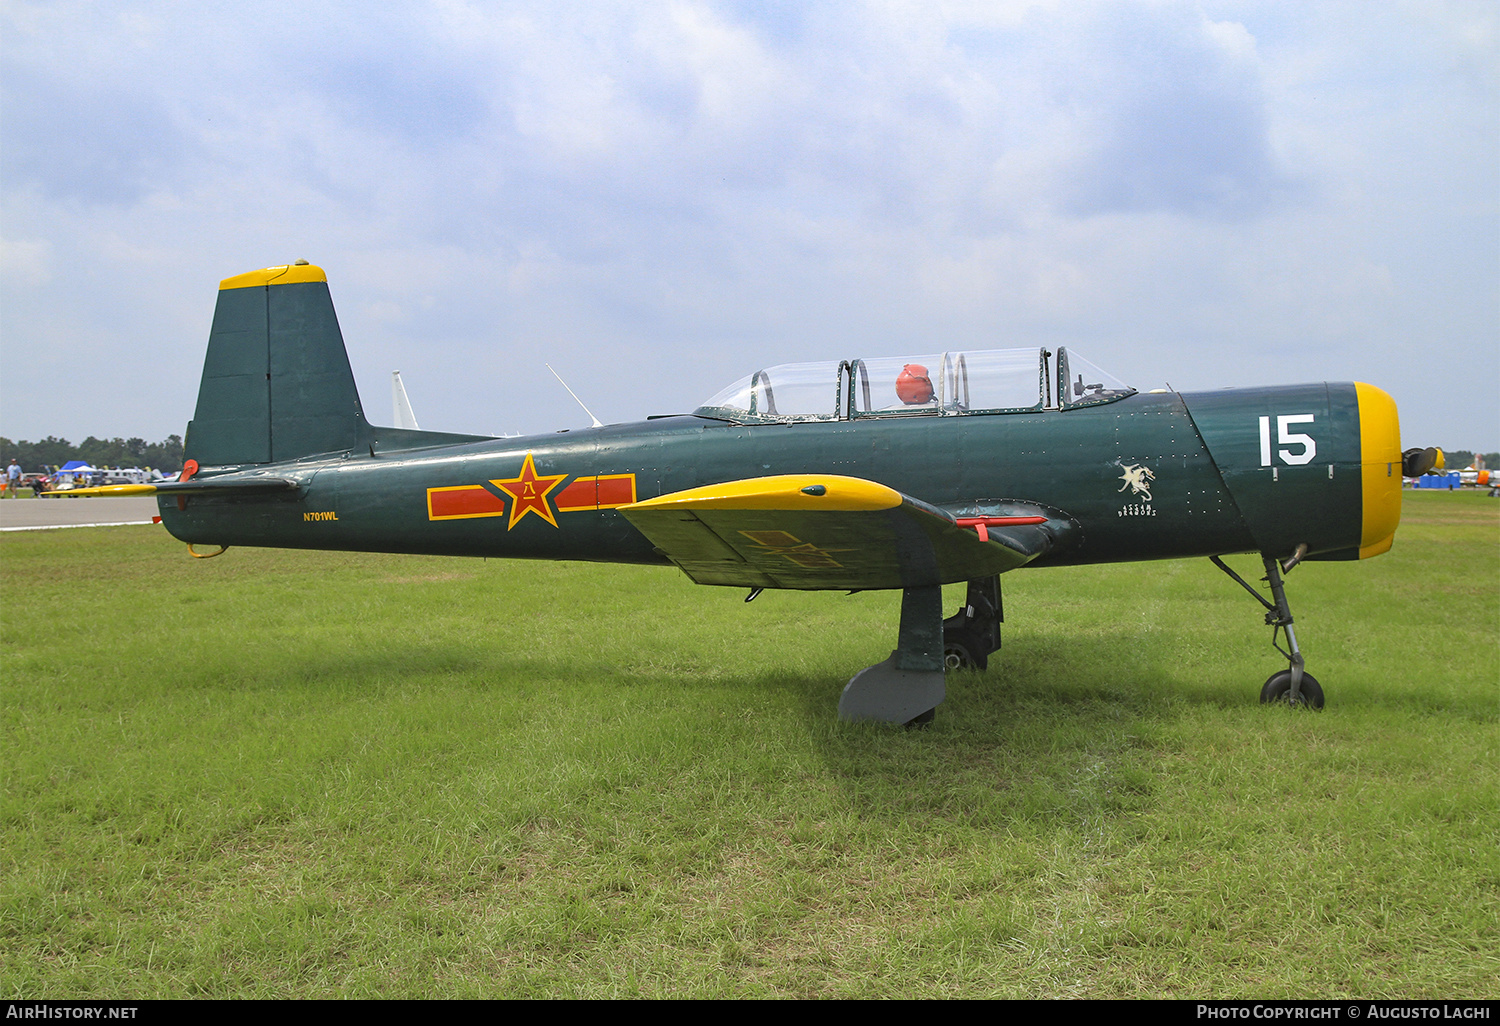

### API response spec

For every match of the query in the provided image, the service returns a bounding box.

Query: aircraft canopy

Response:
[695,347,1134,425]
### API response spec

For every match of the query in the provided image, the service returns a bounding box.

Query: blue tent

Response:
[52,461,100,486]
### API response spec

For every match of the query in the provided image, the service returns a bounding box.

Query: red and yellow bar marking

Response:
[428,472,636,523]
[555,474,638,512]
[427,484,507,521]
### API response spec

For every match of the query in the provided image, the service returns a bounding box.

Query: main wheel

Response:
[943,644,976,672]
[1260,669,1324,710]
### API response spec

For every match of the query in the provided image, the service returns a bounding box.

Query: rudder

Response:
[185,262,369,466]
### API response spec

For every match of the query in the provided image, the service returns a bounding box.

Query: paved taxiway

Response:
[0,496,162,531]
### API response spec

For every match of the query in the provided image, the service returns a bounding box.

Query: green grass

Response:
[2,490,1496,998]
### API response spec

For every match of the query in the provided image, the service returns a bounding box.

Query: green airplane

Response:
[92,261,1437,725]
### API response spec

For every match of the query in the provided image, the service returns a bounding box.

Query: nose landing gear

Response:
[1211,549,1324,710]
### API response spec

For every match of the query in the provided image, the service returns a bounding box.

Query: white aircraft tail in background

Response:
[391,370,420,431]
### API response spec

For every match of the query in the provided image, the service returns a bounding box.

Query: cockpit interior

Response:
[694,347,1135,425]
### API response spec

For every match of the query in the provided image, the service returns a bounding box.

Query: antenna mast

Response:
[546,363,604,428]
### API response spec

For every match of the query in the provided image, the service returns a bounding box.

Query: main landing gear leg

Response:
[942,575,1002,671]
[839,584,946,726]
[1210,551,1325,710]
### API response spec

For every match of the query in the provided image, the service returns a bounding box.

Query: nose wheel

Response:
[1260,669,1324,709]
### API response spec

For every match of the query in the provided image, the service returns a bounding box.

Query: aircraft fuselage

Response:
[160,381,1398,581]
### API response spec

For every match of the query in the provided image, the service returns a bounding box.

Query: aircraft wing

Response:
[620,474,1071,591]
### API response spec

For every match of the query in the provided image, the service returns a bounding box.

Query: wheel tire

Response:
[943,644,975,672]
[1260,669,1325,710]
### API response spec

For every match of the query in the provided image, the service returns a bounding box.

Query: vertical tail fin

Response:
[185,263,370,466]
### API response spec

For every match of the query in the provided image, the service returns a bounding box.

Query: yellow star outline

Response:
[492,453,567,529]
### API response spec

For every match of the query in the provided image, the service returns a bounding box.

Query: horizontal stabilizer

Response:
[621,474,1066,591]
[50,477,300,499]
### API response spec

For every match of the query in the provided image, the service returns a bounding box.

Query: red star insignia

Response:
[492,453,566,529]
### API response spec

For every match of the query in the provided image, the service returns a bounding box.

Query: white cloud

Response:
[0,0,1494,450]
[0,233,53,288]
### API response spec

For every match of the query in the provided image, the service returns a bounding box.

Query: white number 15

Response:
[1259,415,1316,466]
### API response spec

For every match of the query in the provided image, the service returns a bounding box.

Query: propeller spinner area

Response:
[1401,447,1444,478]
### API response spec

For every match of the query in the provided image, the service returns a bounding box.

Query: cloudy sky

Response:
[2,1,1495,451]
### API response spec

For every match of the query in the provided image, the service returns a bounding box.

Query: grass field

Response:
[2,490,1496,998]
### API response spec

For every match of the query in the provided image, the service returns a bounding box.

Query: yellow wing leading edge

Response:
[621,474,1068,591]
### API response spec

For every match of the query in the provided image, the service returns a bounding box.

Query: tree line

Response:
[1441,450,1499,471]
[1,435,184,473]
